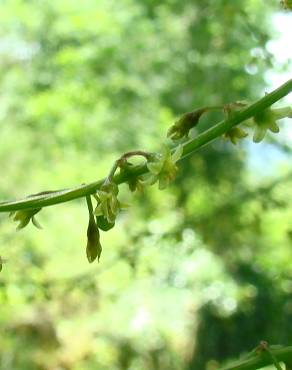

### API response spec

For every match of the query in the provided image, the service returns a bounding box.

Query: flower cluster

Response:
[145,145,183,190]
[94,182,122,224]
[10,208,42,230]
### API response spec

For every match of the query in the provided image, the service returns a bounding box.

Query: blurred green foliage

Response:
[0,1,291,369]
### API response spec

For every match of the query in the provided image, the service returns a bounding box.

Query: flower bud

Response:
[86,217,102,263]
[94,182,121,224]
[167,108,207,140]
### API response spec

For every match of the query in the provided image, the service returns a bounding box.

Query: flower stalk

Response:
[0,79,290,213]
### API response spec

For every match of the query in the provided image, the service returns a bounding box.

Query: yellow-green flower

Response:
[119,162,145,193]
[86,217,102,263]
[224,127,248,145]
[9,208,42,230]
[94,182,121,224]
[145,145,183,190]
[252,106,292,143]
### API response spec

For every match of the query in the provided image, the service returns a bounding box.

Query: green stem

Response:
[0,78,291,212]
[219,346,292,370]
[85,195,94,219]
[181,79,292,158]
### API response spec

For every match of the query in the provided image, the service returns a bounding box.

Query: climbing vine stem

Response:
[219,343,292,370]
[0,78,291,213]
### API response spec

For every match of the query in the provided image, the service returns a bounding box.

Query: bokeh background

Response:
[0,1,292,369]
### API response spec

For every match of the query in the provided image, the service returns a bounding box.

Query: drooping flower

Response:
[127,176,145,193]
[223,127,248,145]
[86,216,102,263]
[145,145,183,190]
[119,161,145,193]
[252,106,292,143]
[94,182,122,224]
[9,208,42,230]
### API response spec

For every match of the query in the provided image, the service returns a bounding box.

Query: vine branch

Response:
[0,78,291,213]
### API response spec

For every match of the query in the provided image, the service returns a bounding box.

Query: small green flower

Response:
[86,217,102,263]
[9,208,42,230]
[94,182,121,224]
[252,106,292,143]
[119,161,145,193]
[224,127,248,145]
[167,108,207,140]
[127,177,144,192]
[145,145,183,190]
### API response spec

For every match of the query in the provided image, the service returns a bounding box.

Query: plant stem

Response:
[181,78,292,158]
[219,345,292,370]
[0,78,291,212]
[85,195,94,219]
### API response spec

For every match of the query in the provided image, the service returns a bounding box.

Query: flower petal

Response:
[171,144,183,163]
[268,121,279,133]
[273,106,292,119]
[147,162,163,175]
[253,126,267,143]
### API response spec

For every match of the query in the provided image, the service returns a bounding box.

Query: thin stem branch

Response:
[0,79,291,212]
[105,150,152,183]
[85,195,94,219]
[219,345,292,370]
